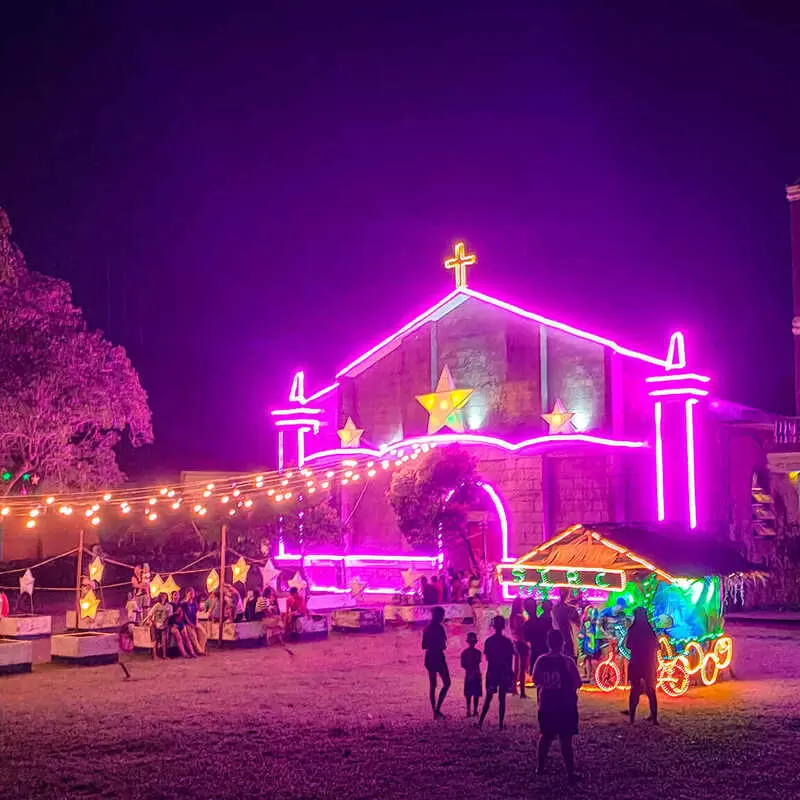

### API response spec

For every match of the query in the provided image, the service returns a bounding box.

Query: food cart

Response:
[498,523,756,696]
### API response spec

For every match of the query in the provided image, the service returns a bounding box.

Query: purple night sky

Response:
[0,3,798,475]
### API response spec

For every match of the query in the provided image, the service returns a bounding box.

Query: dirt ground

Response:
[1,622,799,800]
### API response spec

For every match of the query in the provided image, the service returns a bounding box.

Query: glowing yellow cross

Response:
[444,241,476,289]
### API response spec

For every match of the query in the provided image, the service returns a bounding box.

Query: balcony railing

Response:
[775,417,800,445]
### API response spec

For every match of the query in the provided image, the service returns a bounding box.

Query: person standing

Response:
[460,631,483,717]
[422,606,451,719]
[624,607,660,725]
[533,629,582,784]
[509,597,529,698]
[524,598,552,675]
[552,589,580,659]
[478,615,515,730]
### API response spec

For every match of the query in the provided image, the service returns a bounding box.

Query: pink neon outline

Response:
[297,427,309,469]
[303,432,646,464]
[305,382,339,405]
[654,401,665,521]
[277,431,285,472]
[665,332,686,371]
[270,408,324,416]
[648,388,709,398]
[289,371,306,403]
[686,398,698,529]
[461,288,667,366]
[274,418,322,428]
[335,287,668,379]
[645,373,710,384]
[335,290,464,377]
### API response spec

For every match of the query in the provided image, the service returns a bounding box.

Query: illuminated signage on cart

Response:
[497,565,625,591]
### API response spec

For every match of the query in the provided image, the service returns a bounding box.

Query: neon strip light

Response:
[335,287,668,378]
[648,388,709,398]
[645,373,710,384]
[686,398,698,529]
[654,401,665,521]
[336,290,464,377]
[270,408,324,416]
[507,524,584,566]
[304,433,646,464]
[461,288,667,366]
[274,419,323,428]
[274,552,439,564]
[305,382,339,404]
[289,371,306,403]
[277,431,285,472]
[477,482,512,563]
[297,427,309,469]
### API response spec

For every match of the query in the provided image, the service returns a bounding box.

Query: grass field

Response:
[1,622,799,799]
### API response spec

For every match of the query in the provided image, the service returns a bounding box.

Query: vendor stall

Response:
[498,523,758,696]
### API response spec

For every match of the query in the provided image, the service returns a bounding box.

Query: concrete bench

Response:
[384,603,474,626]
[331,607,385,633]
[295,614,328,640]
[201,619,267,648]
[51,632,119,666]
[0,637,33,675]
[0,614,52,638]
[66,608,127,631]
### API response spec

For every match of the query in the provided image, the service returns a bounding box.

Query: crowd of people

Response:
[126,564,311,657]
[418,568,488,605]
[422,591,662,785]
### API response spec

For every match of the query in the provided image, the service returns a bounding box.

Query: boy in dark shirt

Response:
[533,628,583,784]
[460,631,482,717]
[421,606,451,719]
[478,615,515,730]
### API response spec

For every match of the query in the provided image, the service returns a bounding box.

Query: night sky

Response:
[1,3,798,476]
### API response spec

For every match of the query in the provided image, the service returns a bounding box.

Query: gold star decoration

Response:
[80,589,100,619]
[542,398,576,434]
[401,566,421,589]
[350,577,367,600]
[231,556,250,585]
[288,572,308,593]
[206,568,220,593]
[337,416,364,448]
[415,366,474,434]
[259,560,281,590]
[161,574,180,597]
[88,556,104,583]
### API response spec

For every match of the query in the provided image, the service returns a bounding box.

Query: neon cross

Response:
[444,241,476,289]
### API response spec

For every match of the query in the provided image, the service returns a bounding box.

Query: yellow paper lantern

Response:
[80,589,100,619]
[88,556,104,583]
[206,568,220,593]
[231,556,250,585]
[149,574,164,598]
[161,574,180,597]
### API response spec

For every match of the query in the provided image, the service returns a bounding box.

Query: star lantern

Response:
[542,398,576,434]
[206,568,220,593]
[231,556,250,585]
[80,589,100,619]
[161,574,180,597]
[415,366,474,434]
[88,556,104,583]
[401,566,421,589]
[337,417,364,448]
[350,577,367,600]
[19,568,34,597]
[149,574,164,599]
[259,560,281,590]
[288,572,308,593]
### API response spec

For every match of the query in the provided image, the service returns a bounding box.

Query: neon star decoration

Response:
[444,241,476,289]
[541,399,576,434]
[337,417,364,448]
[415,366,474,434]
[80,589,100,619]
[231,556,250,585]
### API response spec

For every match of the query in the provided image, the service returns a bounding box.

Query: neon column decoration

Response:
[654,401,665,522]
[686,398,698,529]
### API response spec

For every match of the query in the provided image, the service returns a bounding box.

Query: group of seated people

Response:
[139,584,310,656]
[142,587,207,659]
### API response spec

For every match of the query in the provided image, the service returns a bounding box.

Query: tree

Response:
[387,444,478,552]
[0,209,153,494]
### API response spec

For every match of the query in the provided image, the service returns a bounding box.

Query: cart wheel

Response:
[594,658,621,692]
[700,653,720,686]
[659,658,689,697]
[712,636,733,671]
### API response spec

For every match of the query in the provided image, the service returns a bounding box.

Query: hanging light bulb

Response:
[91,516,101,526]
